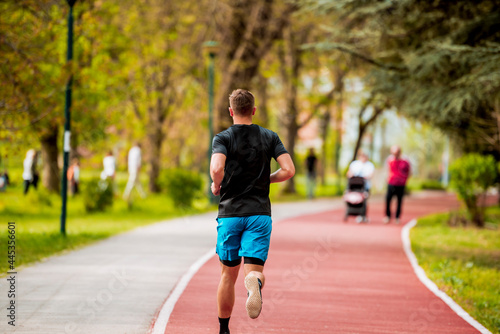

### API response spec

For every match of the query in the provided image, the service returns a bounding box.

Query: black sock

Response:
[219,317,230,334]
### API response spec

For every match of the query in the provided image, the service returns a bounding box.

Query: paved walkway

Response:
[1,192,489,333]
[0,198,339,334]
[162,192,488,334]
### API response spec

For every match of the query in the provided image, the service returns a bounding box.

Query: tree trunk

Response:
[333,90,343,176]
[351,122,366,163]
[214,0,293,133]
[350,97,384,163]
[283,98,299,193]
[40,126,60,193]
[147,102,166,193]
[281,24,306,194]
[254,73,269,127]
[319,106,331,185]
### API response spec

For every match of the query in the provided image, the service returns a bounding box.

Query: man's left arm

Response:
[210,153,226,196]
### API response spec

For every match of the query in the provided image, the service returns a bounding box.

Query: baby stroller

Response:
[343,176,369,223]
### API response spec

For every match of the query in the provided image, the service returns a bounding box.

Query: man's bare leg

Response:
[217,262,241,319]
[244,263,265,319]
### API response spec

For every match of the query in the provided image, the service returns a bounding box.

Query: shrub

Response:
[161,169,203,207]
[420,179,445,191]
[83,179,113,212]
[449,154,497,227]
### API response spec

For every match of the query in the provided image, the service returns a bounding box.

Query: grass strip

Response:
[411,207,500,333]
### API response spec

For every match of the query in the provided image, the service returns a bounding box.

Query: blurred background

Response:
[1,0,499,263]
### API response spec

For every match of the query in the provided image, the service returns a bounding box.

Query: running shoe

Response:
[244,275,262,319]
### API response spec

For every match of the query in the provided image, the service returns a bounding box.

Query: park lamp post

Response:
[203,41,218,204]
[60,0,77,235]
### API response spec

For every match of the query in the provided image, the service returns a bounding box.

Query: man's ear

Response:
[252,107,256,116]
[229,108,234,117]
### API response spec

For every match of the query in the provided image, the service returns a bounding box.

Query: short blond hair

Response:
[229,89,255,116]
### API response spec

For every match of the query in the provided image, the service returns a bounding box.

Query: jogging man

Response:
[211,89,295,334]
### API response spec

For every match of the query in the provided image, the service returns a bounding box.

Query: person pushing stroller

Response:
[345,150,375,223]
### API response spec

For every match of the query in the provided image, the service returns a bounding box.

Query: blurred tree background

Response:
[1,0,500,197]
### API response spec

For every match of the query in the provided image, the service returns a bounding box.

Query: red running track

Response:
[162,192,482,333]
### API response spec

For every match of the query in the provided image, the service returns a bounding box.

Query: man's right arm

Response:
[270,153,295,183]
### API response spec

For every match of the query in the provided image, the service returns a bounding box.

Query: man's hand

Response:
[211,182,221,196]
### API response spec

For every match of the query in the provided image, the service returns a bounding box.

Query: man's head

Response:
[229,89,255,117]
[390,145,401,158]
[358,150,369,162]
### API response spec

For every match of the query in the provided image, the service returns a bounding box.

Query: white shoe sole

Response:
[244,275,262,319]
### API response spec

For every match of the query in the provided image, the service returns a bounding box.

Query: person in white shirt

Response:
[101,151,116,180]
[347,150,375,191]
[22,149,38,195]
[123,143,145,200]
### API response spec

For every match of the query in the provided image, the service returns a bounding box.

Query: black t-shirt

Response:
[306,155,317,173]
[212,124,288,218]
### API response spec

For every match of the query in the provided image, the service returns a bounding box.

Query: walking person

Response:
[384,145,411,224]
[22,149,38,195]
[101,151,116,181]
[347,150,375,223]
[305,148,318,199]
[347,150,375,192]
[123,142,145,200]
[211,89,295,334]
[67,158,80,195]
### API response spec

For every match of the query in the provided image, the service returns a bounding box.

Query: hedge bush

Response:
[449,154,496,227]
[161,169,203,207]
[83,179,113,212]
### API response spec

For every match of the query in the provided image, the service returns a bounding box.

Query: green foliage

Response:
[412,209,500,333]
[449,154,497,226]
[0,171,212,275]
[83,179,113,212]
[161,169,203,207]
[303,0,500,156]
[419,179,445,191]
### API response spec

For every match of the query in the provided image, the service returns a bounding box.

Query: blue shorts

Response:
[216,215,272,264]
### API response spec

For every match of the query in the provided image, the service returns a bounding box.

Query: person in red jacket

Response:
[384,145,411,224]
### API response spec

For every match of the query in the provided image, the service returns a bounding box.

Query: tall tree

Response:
[1,1,66,192]
[116,0,208,192]
[303,0,500,157]
[213,0,295,133]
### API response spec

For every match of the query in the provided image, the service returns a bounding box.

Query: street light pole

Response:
[203,41,218,204]
[60,0,77,235]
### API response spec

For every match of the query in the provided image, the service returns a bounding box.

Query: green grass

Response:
[0,170,342,275]
[411,207,500,333]
[0,173,214,275]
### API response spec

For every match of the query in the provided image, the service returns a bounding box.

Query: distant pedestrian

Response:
[67,158,80,195]
[101,151,116,181]
[347,150,375,191]
[123,143,145,200]
[305,148,318,199]
[0,169,9,191]
[22,149,39,195]
[384,145,411,224]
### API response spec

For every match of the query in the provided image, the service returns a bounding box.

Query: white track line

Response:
[150,248,215,334]
[402,219,492,334]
